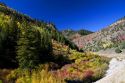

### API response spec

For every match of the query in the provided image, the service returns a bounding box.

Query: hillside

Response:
[61,29,93,40]
[71,17,125,51]
[0,2,110,83]
[0,2,79,68]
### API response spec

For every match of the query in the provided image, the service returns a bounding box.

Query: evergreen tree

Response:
[38,28,53,62]
[0,15,18,68]
[16,23,41,69]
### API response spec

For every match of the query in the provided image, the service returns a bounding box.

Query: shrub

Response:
[92,63,108,81]
[7,69,65,83]
[38,62,59,71]
[115,48,122,53]
[33,70,65,83]
[120,42,125,49]
[83,70,94,82]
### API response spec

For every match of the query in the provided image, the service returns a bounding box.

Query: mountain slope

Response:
[62,29,93,39]
[0,2,78,68]
[71,17,125,51]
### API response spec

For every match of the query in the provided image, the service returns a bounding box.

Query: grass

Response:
[7,69,65,83]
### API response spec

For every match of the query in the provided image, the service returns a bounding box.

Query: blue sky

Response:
[1,0,125,31]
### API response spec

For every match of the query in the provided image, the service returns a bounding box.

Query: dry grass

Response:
[8,69,65,83]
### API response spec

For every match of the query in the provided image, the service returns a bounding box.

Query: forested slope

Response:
[0,2,78,68]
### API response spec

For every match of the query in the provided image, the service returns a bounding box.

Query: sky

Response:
[1,0,125,32]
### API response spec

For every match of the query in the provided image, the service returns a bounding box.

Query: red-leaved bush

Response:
[83,70,94,79]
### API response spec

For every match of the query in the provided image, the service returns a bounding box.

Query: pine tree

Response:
[16,23,41,69]
[38,28,53,62]
[0,15,18,68]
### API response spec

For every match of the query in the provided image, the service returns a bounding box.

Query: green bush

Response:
[120,42,125,49]
[115,48,122,53]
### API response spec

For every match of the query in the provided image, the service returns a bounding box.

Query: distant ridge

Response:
[61,29,93,40]
[64,17,125,51]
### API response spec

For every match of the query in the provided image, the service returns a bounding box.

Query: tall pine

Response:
[16,22,41,69]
